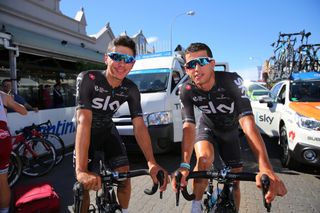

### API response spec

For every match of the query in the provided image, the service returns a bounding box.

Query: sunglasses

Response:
[184,57,213,69]
[107,52,135,64]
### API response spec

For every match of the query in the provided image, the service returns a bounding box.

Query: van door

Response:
[170,71,184,142]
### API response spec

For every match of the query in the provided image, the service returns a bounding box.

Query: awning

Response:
[4,24,104,64]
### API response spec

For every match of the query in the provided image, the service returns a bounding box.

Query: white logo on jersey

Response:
[92,96,120,111]
[94,86,108,93]
[192,96,207,102]
[198,101,234,114]
[234,77,248,98]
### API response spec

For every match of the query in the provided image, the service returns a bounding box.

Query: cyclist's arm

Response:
[179,82,196,166]
[132,116,157,165]
[132,116,168,190]
[75,109,92,175]
[181,122,196,168]
[239,115,287,202]
[239,115,273,171]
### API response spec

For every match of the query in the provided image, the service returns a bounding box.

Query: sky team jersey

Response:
[180,72,253,130]
[76,70,143,129]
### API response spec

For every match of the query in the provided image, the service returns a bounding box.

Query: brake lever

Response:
[157,170,164,199]
[261,174,271,212]
[174,171,182,206]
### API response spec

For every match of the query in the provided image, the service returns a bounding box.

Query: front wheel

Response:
[42,133,65,165]
[20,138,56,176]
[8,151,22,187]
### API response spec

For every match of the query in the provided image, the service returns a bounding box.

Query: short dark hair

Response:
[185,42,213,58]
[2,79,11,86]
[107,35,137,57]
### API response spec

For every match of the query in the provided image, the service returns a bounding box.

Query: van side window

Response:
[171,71,181,92]
[278,85,286,104]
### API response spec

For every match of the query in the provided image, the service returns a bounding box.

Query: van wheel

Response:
[279,125,297,168]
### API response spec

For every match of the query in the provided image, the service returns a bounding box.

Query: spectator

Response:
[0,91,27,213]
[1,79,39,112]
[43,85,52,108]
[53,82,63,108]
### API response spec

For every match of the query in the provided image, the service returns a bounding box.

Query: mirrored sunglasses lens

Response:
[186,60,197,69]
[199,58,210,66]
[109,53,121,62]
[124,56,135,63]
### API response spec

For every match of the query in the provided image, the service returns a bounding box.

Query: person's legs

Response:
[193,140,215,200]
[0,128,11,212]
[191,140,214,213]
[230,166,243,212]
[80,190,90,213]
[0,173,10,210]
[214,128,243,212]
[114,165,130,209]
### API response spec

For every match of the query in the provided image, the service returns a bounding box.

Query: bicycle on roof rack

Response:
[73,160,165,213]
[175,166,271,213]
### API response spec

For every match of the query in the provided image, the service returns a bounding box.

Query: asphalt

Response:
[12,136,320,213]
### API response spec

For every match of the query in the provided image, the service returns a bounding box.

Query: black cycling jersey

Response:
[74,70,143,170]
[76,70,143,129]
[180,72,253,130]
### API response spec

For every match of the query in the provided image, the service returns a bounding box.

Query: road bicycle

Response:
[267,30,312,82]
[24,120,65,165]
[73,160,165,213]
[175,166,271,213]
[7,128,57,186]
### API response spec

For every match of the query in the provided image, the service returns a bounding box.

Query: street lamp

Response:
[170,10,195,55]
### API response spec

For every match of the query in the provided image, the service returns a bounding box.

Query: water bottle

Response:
[210,188,221,206]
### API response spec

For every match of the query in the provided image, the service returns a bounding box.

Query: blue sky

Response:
[60,0,320,80]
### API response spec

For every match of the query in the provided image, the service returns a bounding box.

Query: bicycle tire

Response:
[20,138,56,176]
[42,133,65,165]
[8,151,22,187]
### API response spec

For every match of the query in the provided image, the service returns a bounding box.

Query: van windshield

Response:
[290,80,320,102]
[127,68,169,93]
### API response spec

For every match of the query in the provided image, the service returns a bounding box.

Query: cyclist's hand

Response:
[171,168,189,193]
[76,171,102,191]
[148,163,169,192]
[256,170,287,203]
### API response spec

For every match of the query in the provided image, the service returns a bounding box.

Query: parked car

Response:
[243,81,270,101]
[250,89,271,101]
[251,72,320,168]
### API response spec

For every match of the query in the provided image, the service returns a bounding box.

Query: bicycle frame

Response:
[175,167,271,213]
[73,161,163,213]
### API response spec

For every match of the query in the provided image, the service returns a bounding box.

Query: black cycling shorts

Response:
[196,117,243,169]
[74,123,129,173]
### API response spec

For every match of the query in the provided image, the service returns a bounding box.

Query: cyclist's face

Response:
[185,50,215,90]
[105,45,135,83]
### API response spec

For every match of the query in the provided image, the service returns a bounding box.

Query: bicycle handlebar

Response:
[261,174,271,212]
[73,169,164,205]
[175,170,271,212]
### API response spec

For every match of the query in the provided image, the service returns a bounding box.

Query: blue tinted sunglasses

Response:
[184,57,213,69]
[107,52,135,64]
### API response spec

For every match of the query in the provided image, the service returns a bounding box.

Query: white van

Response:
[112,51,229,153]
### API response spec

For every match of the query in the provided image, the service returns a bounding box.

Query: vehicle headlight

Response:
[295,113,320,131]
[144,111,173,126]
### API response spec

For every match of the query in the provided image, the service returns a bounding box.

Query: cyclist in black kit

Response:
[171,43,287,213]
[74,35,168,213]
